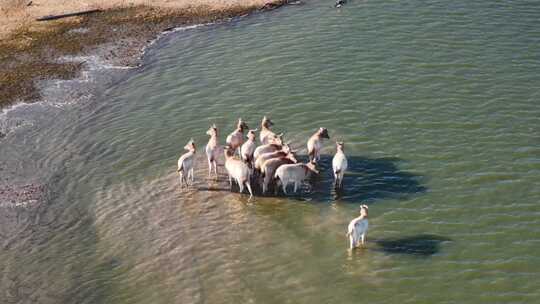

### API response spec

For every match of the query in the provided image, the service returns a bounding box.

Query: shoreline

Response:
[0,0,291,110]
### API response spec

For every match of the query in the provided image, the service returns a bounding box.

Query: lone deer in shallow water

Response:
[226,118,249,156]
[205,124,222,178]
[332,141,348,189]
[224,145,253,198]
[307,127,330,163]
[177,139,196,188]
[347,205,369,249]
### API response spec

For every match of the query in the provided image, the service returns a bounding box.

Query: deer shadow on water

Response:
[372,234,452,257]
[197,154,426,204]
[282,154,427,204]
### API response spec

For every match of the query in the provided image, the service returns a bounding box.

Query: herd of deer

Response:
[176,116,348,199]
[176,116,369,249]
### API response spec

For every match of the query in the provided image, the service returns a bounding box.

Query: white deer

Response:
[307,127,330,163]
[205,124,221,178]
[259,116,276,144]
[260,152,298,194]
[274,161,319,194]
[177,139,196,188]
[332,141,348,188]
[241,129,258,165]
[224,145,254,198]
[347,205,369,249]
[253,133,284,160]
[226,118,249,156]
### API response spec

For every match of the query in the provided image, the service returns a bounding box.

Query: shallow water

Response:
[2,0,540,303]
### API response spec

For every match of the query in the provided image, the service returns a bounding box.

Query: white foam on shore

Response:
[60,54,136,71]
[0,102,34,116]
[140,23,214,59]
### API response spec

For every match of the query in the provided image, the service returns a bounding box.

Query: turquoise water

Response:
[1,0,540,303]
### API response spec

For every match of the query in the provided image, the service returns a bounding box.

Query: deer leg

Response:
[178,172,184,188]
[245,182,253,199]
[213,161,218,178]
[238,180,245,194]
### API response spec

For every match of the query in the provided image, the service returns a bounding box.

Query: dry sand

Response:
[0,0,275,39]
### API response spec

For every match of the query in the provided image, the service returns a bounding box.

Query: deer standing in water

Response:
[307,127,330,163]
[177,139,196,188]
[226,118,249,156]
[224,145,254,198]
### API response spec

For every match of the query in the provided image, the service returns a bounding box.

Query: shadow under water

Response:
[287,154,427,204]
[374,234,451,257]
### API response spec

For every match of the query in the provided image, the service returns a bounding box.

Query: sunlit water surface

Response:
[1,0,540,303]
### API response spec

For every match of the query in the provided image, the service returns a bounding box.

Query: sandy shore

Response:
[0,0,290,109]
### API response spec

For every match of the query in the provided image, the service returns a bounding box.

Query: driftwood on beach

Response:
[36,9,102,22]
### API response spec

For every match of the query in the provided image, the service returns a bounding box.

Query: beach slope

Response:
[0,0,288,108]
